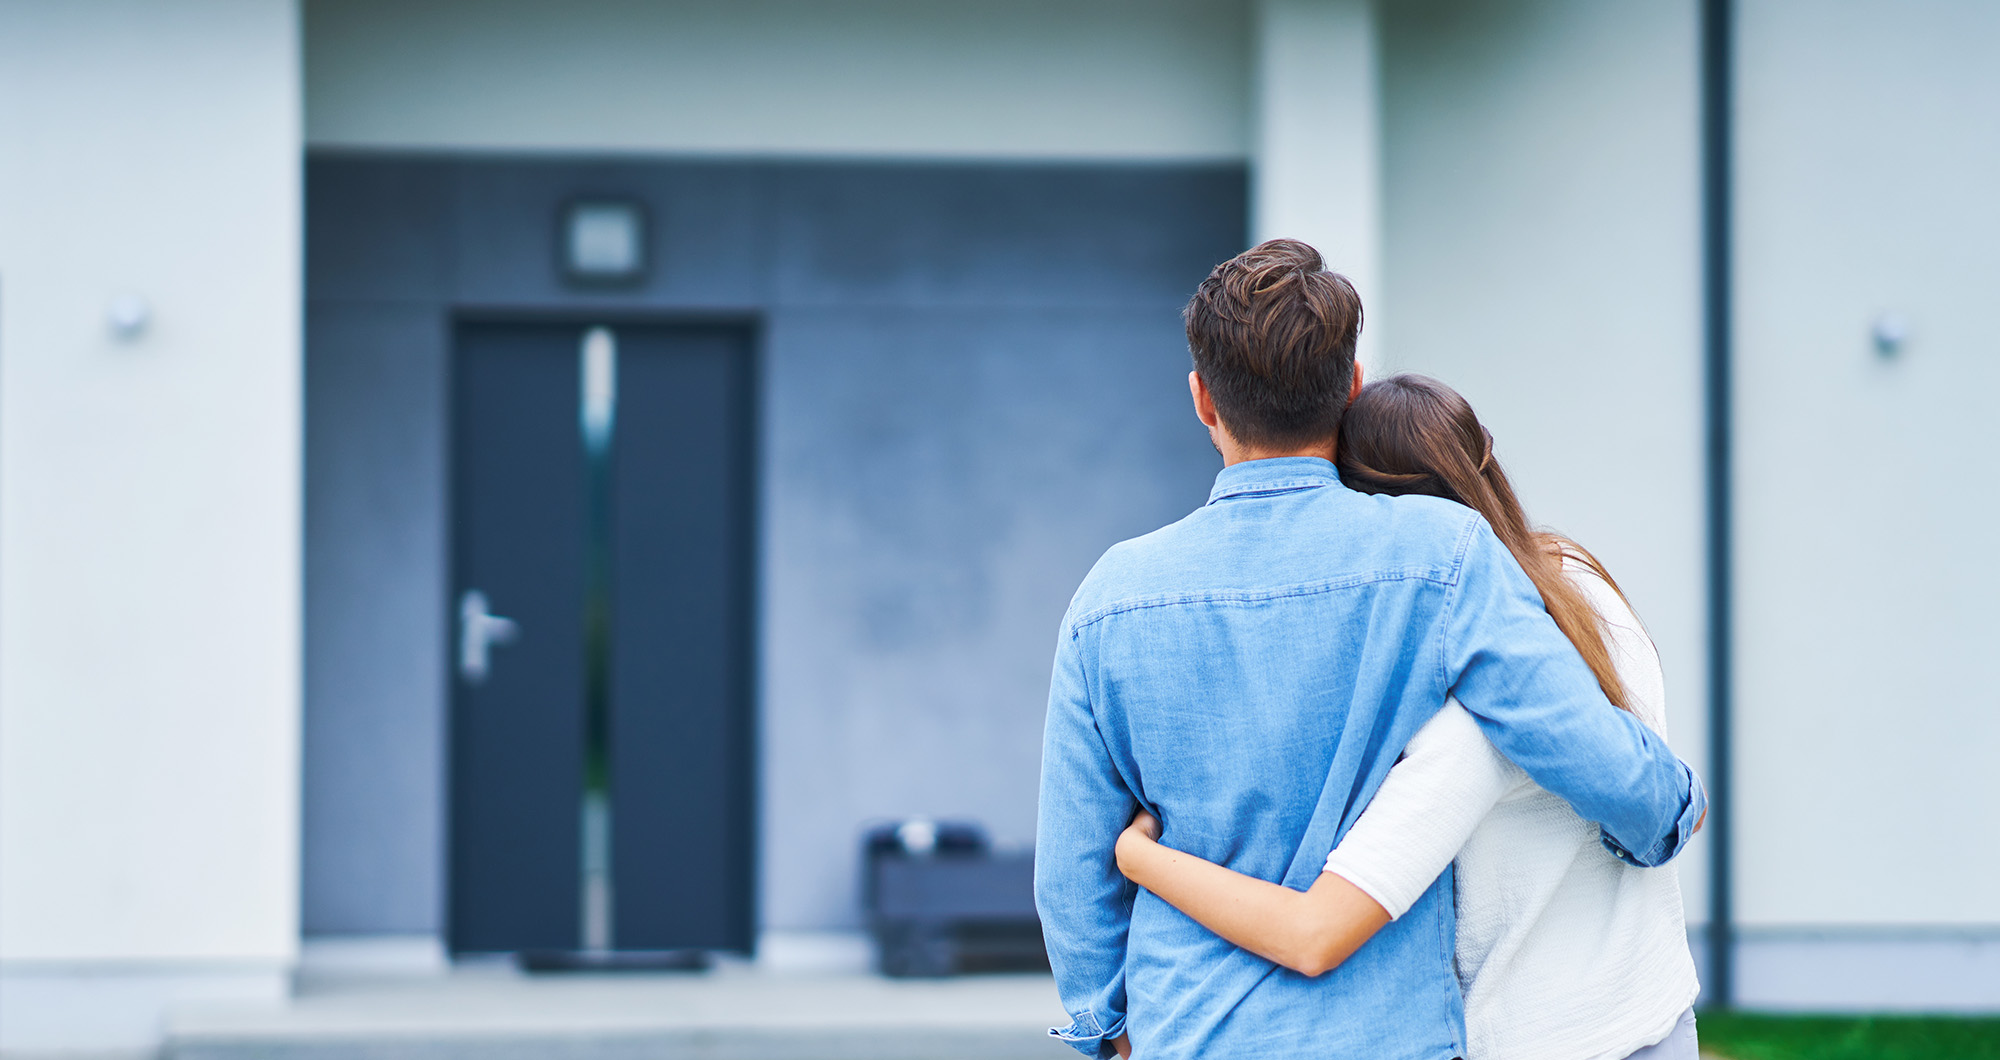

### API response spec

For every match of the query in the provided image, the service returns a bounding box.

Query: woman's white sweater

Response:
[1321,560,1700,1060]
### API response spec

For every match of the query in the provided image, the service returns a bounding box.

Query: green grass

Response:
[1698,1013,2000,1060]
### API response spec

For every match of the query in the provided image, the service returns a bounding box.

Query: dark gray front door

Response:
[609,326,757,951]
[449,319,755,955]
[449,321,587,953]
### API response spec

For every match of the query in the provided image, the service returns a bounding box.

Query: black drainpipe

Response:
[1699,0,1736,1011]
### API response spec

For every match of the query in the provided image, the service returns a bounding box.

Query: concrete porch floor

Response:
[164,962,1073,1060]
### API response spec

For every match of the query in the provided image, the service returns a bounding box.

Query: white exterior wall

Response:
[1730,0,2000,1008]
[0,0,303,1050]
[1379,0,1710,930]
[1253,0,1383,365]
[1384,0,2000,1011]
[305,0,1250,159]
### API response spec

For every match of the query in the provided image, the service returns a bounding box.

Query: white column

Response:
[0,0,303,1052]
[1253,0,1384,366]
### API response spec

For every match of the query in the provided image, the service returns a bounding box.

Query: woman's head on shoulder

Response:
[1338,372,1636,711]
[1338,374,1524,538]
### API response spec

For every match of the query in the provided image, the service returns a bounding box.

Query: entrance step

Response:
[164,967,1071,1060]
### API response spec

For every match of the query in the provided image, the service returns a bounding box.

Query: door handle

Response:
[459,589,520,685]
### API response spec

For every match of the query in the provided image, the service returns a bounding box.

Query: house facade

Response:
[3,0,1997,1052]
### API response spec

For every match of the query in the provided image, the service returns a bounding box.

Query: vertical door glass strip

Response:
[580,325,618,953]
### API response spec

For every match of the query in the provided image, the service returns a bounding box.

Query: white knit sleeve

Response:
[1321,699,1519,919]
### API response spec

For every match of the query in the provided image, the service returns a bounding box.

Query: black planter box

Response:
[863,824,1049,977]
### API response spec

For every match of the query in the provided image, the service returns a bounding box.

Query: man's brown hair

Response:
[1183,238,1363,449]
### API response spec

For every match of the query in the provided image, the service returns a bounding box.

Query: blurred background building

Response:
[2,0,1996,1054]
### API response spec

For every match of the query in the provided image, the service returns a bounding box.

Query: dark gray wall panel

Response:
[303,154,1245,938]
[773,163,1247,307]
[306,156,454,304]
[451,160,775,309]
[302,303,448,934]
[760,304,1216,929]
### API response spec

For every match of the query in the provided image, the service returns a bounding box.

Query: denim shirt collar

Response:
[1206,456,1342,505]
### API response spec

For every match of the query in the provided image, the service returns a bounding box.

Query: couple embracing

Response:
[1034,240,1705,1060]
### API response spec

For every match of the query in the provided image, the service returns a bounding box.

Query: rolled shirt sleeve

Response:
[1603,769,1706,867]
[1035,620,1136,1058]
[1442,519,1704,867]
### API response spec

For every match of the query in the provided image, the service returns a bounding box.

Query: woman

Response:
[1114,374,1701,1060]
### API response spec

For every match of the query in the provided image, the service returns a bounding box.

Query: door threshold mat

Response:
[516,949,711,973]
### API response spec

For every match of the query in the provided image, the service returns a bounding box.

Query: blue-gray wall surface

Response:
[302,155,1247,936]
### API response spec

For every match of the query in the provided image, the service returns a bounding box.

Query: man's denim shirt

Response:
[1034,458,1704,1060]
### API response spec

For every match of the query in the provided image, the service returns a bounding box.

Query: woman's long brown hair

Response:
[1337,374,1637,711]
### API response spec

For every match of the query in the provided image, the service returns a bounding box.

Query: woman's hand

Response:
[1115,809,1163,879]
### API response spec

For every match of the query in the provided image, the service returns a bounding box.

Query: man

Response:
[1034,240,1703,1059]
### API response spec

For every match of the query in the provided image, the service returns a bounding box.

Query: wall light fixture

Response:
[560,199,648,286]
